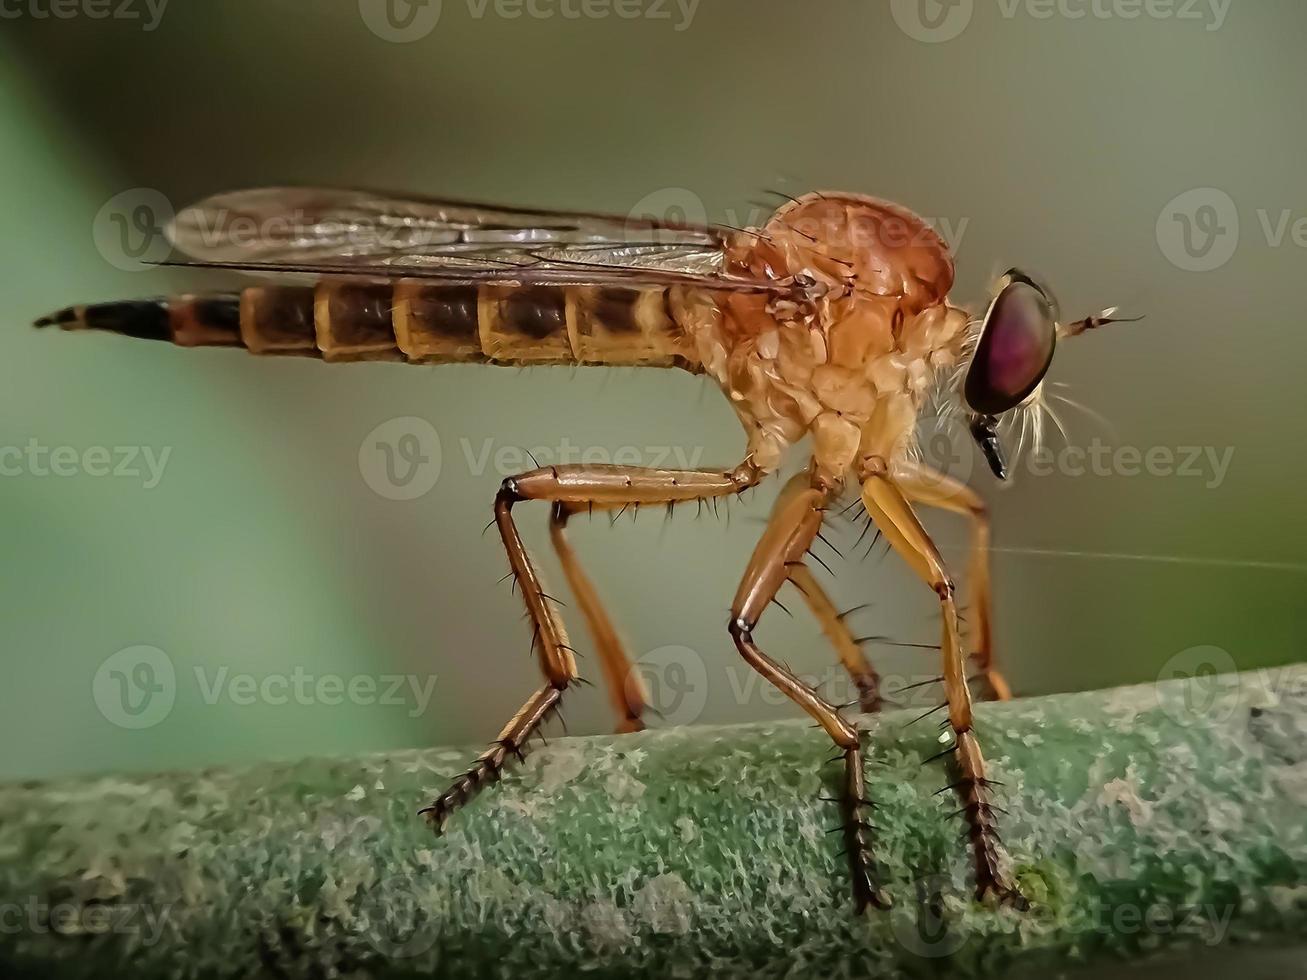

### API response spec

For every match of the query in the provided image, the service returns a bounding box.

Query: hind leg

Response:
[422,460,762,832]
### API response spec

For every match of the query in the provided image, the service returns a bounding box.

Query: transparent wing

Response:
[166,186,785,293]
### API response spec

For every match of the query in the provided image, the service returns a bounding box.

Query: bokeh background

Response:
[1,0,1303,782]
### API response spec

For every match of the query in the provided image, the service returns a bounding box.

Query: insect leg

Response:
[859,462,1024,906]
[421,460,763,833]
[891,461,1011,702]
[730,478,891,912]
[420,482,580,833]
[766,472,884,712]
[549,503,645,734]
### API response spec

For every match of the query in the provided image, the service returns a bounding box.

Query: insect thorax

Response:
[676,192,972,482]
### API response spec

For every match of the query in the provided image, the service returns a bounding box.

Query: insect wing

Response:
[165,187,784,292]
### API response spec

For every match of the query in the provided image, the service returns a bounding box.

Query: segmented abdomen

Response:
[42,280,700,371]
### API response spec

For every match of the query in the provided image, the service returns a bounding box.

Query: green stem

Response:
[2,665,1305,978]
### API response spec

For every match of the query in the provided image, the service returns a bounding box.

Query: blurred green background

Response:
[1,0,1302,782]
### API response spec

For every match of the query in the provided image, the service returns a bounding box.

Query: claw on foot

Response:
[980,882,1030,911]
[839,743,892,912]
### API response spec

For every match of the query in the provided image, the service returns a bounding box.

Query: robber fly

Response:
[36,186,1136,912]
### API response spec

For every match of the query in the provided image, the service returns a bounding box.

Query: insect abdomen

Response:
[36,280,698,369]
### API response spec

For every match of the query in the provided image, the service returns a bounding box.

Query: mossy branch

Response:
[2,665,1306,979]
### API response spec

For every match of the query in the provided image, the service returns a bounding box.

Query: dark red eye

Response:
[964,272,1056,416]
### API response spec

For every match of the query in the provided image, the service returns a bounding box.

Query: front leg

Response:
[730,476,891,912]
[892,460,1011,701]
[860,459,1024,906]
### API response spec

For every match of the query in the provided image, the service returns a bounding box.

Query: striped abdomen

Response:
[35,280,700,370]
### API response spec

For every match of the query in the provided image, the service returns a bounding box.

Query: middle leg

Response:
[548,503,646,734]
[767,472,886,713]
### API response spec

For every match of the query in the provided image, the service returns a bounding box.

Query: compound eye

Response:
[964,272,1057,416]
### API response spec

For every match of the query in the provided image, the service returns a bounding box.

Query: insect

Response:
[36,186,1137,911]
